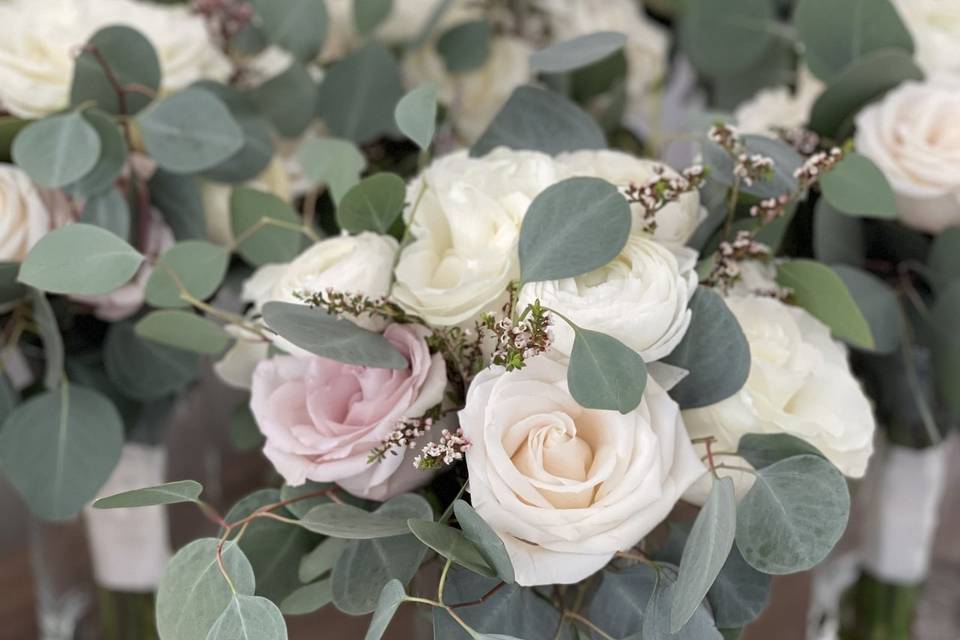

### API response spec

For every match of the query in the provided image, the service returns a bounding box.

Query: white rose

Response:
[0,0,230,119]
[200,158,291,246]
[733,67,824,136]
[855,78,960,234]
[0,164,55,262]
[403,36,534,143]
[892,0,960,79]
[460,356,705,586]
[391,148,560,326]
[682,295,876,504]
[555,149,706,248]
[519,236,697,361]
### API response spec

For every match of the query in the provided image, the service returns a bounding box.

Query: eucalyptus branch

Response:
[229,216,320,250]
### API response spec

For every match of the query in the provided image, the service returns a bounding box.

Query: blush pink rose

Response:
[250,323,447,501]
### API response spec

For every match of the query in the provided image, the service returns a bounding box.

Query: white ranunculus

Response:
[555,149,706,248]
[683,295,876,504]
[733,67,824,136]
[0,164,56,262]
[460,356,705,586]
[855,78,960,234]
[519,236,697,361]
[0,0,230,119]
[403,36,534,143]
[892,0,960,79]
[200,158,291,246]
[392,148,560,326]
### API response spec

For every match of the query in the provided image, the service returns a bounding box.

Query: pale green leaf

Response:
[280,580,332,616]
[251,0,328,61]
[407,519,497,577]
[568,324,647,414]
[296,137,367,205]
[94,480,203,509]
[530,32,627,73]
[13,112,101,188]
[336,172,406,234]
[394,84,437,150]
[453,500,515,584]
[230,186,302,266]
[135,310,231,355]
[365,580,405,640]
[820,153,897,219]
[70,25,160,115]
[146,241,230,308]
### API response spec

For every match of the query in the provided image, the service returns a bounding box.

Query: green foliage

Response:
[813,198,865,267]
[296,137,367,205]
[737,433,825,470]
[69,108,127,196]
[336,173,406,234]
[680,0,775,78]
[408,519,498,577]
[436,20,492,73]
[927,228,960,293]
[279,579,333,615]
[149,170,207,240]
[145,241,230,308]
[567,324,648,413]
[0,262,24,304]
[643,567,724,639]
[820,153,897,219]
[13,112,101,188]
[94,480,203,509]
[299,502,415,538]
[587,566,658,638]
[249,62,317,139]
[80,189,131,240]
[930,282,960,417]
[206,594,287,640]
[135,310,232,355]
[452,500,515,584]
[354,0,394,35]
[196,81,274,184]
[18,223,143,295]
[300,537,348,583]
[0,375,18,425]
[703,134,802,199]
[394,84,438,150]
[230,186,303,266]
[251,0,328,61]
[472,86,607,157]
[365,580,405,640]
[70,25,161,115]
[0,383,123,521]
[29,290,64,389]
[280,481,337,518]
[531,32,627,73]
[262,301,407,369]
[832,265,901,354]
[104,321,201,401]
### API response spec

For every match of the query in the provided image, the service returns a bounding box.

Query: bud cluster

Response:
[708,124,774,187]
[794,147,844,189]
[192,0,254,44]
[367,406,442,464]
[749,194,791,223]
[481,299,551,372]
[704,231,771,292]
[414,429,472,470]
[776,126,821,155]
[295,288,402,322]
[625,164,706,232]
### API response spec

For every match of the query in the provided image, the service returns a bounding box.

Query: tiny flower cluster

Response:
[625,164,707,232]
[708,123,739,151]
[794,147,844,189]
[704,231,771,292]
[192,0,253,44]
[367,405,443,464]
[481,299,551,372]
[749,194,791,223]
[295,288,402,322]
[776,126,821,155]
[707,124,774,187]
[414,428,472,470]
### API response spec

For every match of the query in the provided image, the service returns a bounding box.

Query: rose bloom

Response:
[518,235,697,361]
[200,158,291,246]
[392,148,560,326]
[250,323,447,501]
[460,356,705,586]
[555,149,706,248]
[733,67,823,137]
[892,0,960,79]
[683,294,875,503]
[0,164,61,262]
[855,78,960,234]
[0,0,230,119]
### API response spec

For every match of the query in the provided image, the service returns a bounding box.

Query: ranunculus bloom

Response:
[683,295,876,504]
[855,78,960,234]
[460,356,705,586]
[250,324,447,501]
[518,235,697,361]
[0,164,59,262]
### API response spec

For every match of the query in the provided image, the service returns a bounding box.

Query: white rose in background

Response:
[200,158,291,246]
[555,149,706,248]
[0,0,230,119]
[325,0,480,52]
[392,148,559,326]
[403,36,533,143]
[0,164,58,262]
[892,0,960,78]
[855,78,960,234]
[683,295,876,503]
[461,356,704,586]
[519,236,697,361]
[733,67,824,136]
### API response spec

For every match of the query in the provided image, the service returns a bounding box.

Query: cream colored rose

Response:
[892,0,960,78]
[391,148,560,326]
[733,67,823,136]
[855,78,960,233]
[555,149,706,248]
[403,36,534,143]
[200,158,291,246]
[461,356,705,586]
[683,295,876,503]
[0,0,230,119]
[519,236,697,361]
[0,164,55,262]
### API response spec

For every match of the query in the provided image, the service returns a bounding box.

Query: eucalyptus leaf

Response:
[453,500,515,584]
[336,173,406,234]
[0,262,25,304]
[251,0,328,61]
[70,25,161,115]
[354,0,394,35]
[365,580,405,640]
[680,0,775,77]
[13,112,101,188]
[0,374,18,425]
[819,153,897,219]
[530,32,627,73]
[29,289,64,389]
[280,579,333,616]
[643,568,723,640]
[145,241,230,308]
[231,404,265,452]
[709,546,771,628]
[927,228,960,293]
[104,321,201,401]
[813,198,865,267]
[407,519,497,577]
[249,62,317,139]
[230,186,303,266]
[929,281,960,417]
[299,503,414,539]
[737,433,825,470]
[703,134,802,200]
[70,108,127,196]
[80,189,131,241]
[436,20,491,73]
[832,265,901,354]
[586,565,658,639]
[394,84,438,150]
[568,324,647,414]
[296,137,367,205]
[195,80,274,184]
[135,310,231,355]
[94,480,203,509]
[300,537,348,583]
[206,594,287,640]
[280,481,337,518]
[150,170,207,240]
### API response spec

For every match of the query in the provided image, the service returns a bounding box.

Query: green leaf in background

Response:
[709,546,771,629]
[135,310,231,355]
[280,579,333,616]
[436,20,491,73]
[317,43,404,144]
[530,32,628,73]
[12,112,101,188]
[680,0,774,78]
[150,170,207,240]
[819,153,897,219]
[0,116,29,162]
[297,137,367,205]
[643,567,724,640]
[196,81,274,184]
[230,186,303,266]
[231,404,265,452]
[809,49,923,138]
[18,223,143,295]
[0,383,123,521]
[251,0,328,61]
[394,84,438,150]
[930,281,960,417]
[927,228,960,293]
[832,265,901,354]
[452,500,514,584]
[300,537,348,583]
[137,88,244,173]
[280,481,336,519]
[262,302,407,369]
[568,324,647,414]
[299,503,413,539]
[29,290,64,389]
[206,594,287,640]
[586,566,658,639]
[69,108,127,196]
[156,538,255,640]
[519,176,630,282]
[145,240,230,308]
[812,198,865,267]
[0,262,25,304]
[0,374,18,425]
[70,25,161,115]
[354,0,394,35]
[249,61,317,139]
[407,519,497,577]
[737,433,826,471]
[471,85,607,157]
[80,189,131,241]
[671,477,736,632]
[703,134,802,200]
[776,259,874,349]
[94,480,203,509]
[794,0,913,82]
[104,321,201,401]
[663,287,751,409]
[365,580,405,640]
[735,455,849,574]
[336,173,406,234]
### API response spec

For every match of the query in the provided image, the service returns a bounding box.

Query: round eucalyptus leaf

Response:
[251,0,328,61]
[354,0,394,35]
[643,568,723,640]
[94,480,203,509]
[145,240,230,308]
[13,112,101,188]
[296,137,367,205]
[300,538,348,583]
[194,80,274,184]
[150,170,207,240]
[365,580,405,640]
[249,61,317,139]
[79,188,131,241]
[813,198,865,267]
[29,290,64,389]
[394,84,438,150]
[206,594,287,640]
[70,25,161,115]
[587,565,658,638]
[819,153,897,219]
[709,546,771,628]
[568,324,647,414]
[831,264,901,354]
[736,433,825,471]
[336,172,406,234]
[135,310,232,355]
[681,0,775,77]
[407,519,497,577]
[436,20,491,73]
[530,32,627,73]
[69,108,127,196]
[104,321,201,401]
[280,579,333,616]
[230,186,303,266]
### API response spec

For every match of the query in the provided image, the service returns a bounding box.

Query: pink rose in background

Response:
[250,323,447,501]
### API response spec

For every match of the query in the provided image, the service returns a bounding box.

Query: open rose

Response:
[0,164,61,262]
[250,323,447,501]
[460,356,705,586]
[892,0,960,79]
